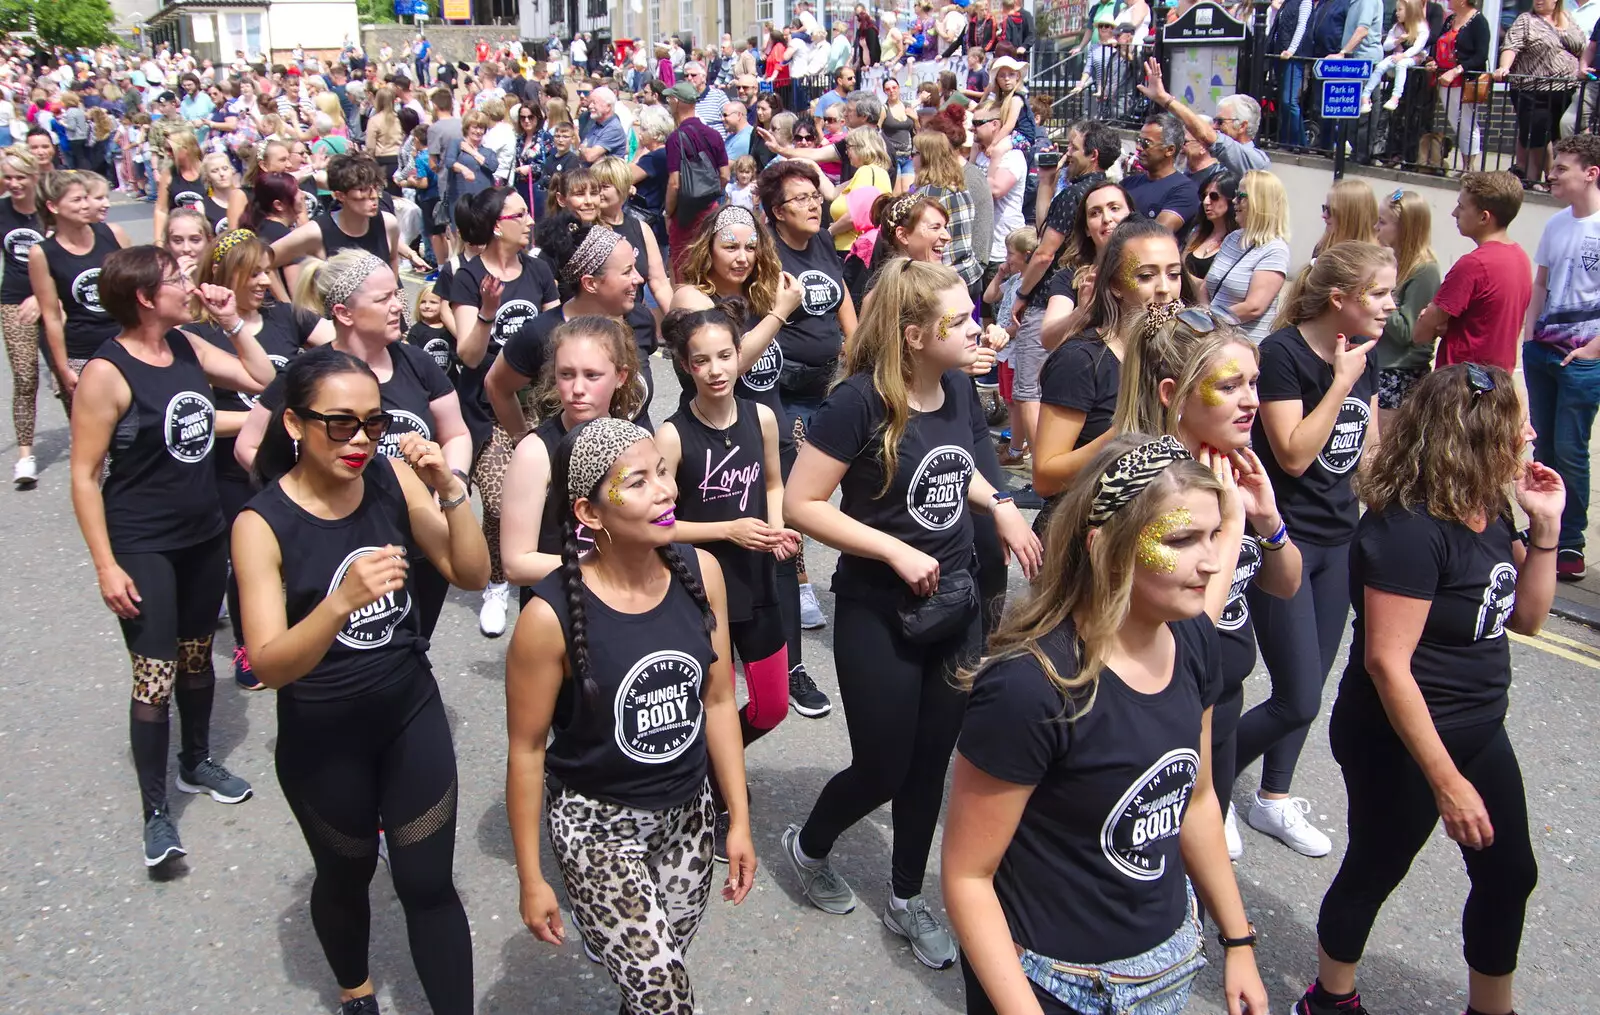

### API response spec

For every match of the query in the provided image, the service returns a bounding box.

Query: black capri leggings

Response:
[1512,88,1575,150]
[797,593,979,899]
[1318,702,1537,976]
[1236,539,1351,795]
[275,665,472,1013]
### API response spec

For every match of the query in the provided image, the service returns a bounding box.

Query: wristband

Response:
[1528,542,1558,552]
[222,316,246,337]
[438,487,469,510]
[477,313,495,324]
[992,491,1014,505]
[1217,926,1258,950]
[1257,519,1289,550]
[451,467,471,488]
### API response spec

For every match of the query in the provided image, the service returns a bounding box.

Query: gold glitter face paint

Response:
[607,469,630,506]
[1135,508,1193,574]
[936,310,964,343]
[1200,358,1245,408]
[1118,251,1142,294]
[1353,281,1374,304]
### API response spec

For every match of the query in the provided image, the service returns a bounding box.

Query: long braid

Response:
[559,517,598,703]
[657,544,715,637]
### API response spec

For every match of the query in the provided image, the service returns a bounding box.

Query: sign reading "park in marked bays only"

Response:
[1315,59,1374,120]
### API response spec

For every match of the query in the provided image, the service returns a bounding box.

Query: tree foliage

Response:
[0,0,116,50]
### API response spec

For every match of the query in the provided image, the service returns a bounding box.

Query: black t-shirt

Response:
[500,304,565,381]
[1253,325,1379,546]
[194,302,321,484]
[1217,535,1263,692]
[1039,335,1120,446]
[958,615,1222,964]
[447,253,558,440]
[0,196,44,304]
[1341,504,1518,730]
[807,370,978,595]
[532,545,718,810]
[406,321,459,381]
[774,231,846,371]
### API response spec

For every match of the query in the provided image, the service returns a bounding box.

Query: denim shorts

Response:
[1017,887,1205,1015]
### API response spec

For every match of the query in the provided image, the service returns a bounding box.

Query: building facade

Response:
[141,0,360,65]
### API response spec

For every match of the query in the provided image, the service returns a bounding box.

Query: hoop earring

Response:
[592,527,614,552]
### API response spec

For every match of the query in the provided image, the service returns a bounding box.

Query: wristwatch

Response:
[1217,924,1258,950]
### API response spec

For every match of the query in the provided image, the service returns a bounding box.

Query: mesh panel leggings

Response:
[1318,706,1537,976]
[1236,539,1351,795]
[116,533,230,819]
[274,667,472,1013]
[798,596,980,899]
[1,303,39,448]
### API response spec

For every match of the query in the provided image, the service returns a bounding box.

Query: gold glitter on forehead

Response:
[1135,507,1192,574]
[1200,358,1245,408]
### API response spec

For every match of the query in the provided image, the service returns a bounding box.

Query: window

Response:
[650,0,662,37]
[680,0,695,39]
[755,0,774,27]
[587,0,606,18]
[223,12,262,60]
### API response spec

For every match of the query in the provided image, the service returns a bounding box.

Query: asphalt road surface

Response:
[2,200,1594,1014]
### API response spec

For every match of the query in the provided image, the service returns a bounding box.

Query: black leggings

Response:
[117,533,230,819]
[775,432,810,680]
[1237,539,1351,795]
[1318,704,1536,977]
[275,666,472,1012]
[798,594,979,899]
[1210,683,1245,812]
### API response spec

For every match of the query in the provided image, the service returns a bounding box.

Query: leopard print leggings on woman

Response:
[546,781,716,1015]
[471,418,535,585]
[1,303,40,447]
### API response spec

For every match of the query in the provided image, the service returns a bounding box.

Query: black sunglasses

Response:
[295,408,394,443]
[1466,363,1495,398]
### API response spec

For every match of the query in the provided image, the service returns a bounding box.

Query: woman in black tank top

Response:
[29,169,130,416]
[266,154,397,276]
[593,157,674,404]
[66,245,278,870]
[232,348,488,1015]
[238,170,306,301]
[500,315,645,589]
[1,145,45,487]
[506,416,754,1015]
[200,153,239,235]
[156,131,208,247]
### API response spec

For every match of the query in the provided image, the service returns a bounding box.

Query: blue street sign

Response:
[1314,58,1373,79]
[1322,79,1363,119]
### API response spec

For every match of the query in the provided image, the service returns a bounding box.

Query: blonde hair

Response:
[291,256,327,315]
[414,281,443,320]
[959,432,1224,719]
[545,97,573,128]
[911,130,964,191]
[462,109,491,132]
[1314,179,1379,255]
[1274,240,1395,328]
[1395,0,1425,45]
[314,91,346,127]
[167,130,202,166]
[480,97,508,122]
[845,126,891,171]
[842,257,965,495]
[1237,169,1290,250]
[1005,225,1040,258]
[1383,189,1437,287]
[1113,307,1260,436]
[0,144,39,176]
[202,152,236,190]
[590,156,634,200]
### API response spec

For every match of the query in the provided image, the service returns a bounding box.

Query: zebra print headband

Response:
[1088,435,1193,526]
[567,417,653,504]
[321,252,388,319]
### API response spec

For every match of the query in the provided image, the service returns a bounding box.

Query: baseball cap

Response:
[665,82,699,103]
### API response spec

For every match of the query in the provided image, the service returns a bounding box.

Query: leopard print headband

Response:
[566,417,653,503]
[321,252,388,318]
[560,225,622,286]
[1088,434,1192,526]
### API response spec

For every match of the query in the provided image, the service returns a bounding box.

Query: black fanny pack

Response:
[779,357,838,399]
[897,569,978,644]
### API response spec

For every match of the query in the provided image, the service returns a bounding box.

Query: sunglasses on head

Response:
[1466,363,1495,398]
[295,408,394,443]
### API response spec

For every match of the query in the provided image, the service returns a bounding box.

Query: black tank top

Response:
[670,297,790,449]
[667,398,775,620]
[610,212,660,355]
[532,545,716,809]
[168,168,207,213]
[204,194,230,234]
[259,342,452,461]
[532,414,596,556]
[43,223,121,359]
[315,210,391,263]
[0,196,43,304]
[93,331,226,553]
[299,177,324,218]
[247,459,428,702]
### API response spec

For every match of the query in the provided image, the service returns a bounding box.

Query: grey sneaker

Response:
[143,811,186,867]
[882,893,958,969]
[176,758,254,804]
[782,823,857,915]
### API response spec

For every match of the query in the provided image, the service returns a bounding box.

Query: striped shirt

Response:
[695,85,730,140]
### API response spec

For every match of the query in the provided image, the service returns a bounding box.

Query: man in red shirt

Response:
[1414,171,1531,371]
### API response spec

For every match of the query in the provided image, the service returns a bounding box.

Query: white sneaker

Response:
[798,582,827,630]
[479,581,510,638]
[13,455,36,488]
[1246,793,1331,857]
[1224,803,1243,860]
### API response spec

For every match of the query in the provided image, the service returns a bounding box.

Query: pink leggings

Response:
[732,604,789,735]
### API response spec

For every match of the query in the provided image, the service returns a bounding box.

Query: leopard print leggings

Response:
[471,418,534,585]
[546,781,716,1015]
[1,303,40,447]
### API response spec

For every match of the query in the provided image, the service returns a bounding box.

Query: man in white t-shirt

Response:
[972,104,1026,268]
[1525,134,1600,579]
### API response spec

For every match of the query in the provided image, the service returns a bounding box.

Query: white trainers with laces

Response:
[1246,793,1331,857]
[1224,803,1243,860]
[479,581,511,638]
[13,455,36,488]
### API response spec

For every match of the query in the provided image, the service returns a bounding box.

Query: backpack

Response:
[1306,0,1355,58]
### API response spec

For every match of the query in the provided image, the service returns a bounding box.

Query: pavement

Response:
[1,199,1596,1014]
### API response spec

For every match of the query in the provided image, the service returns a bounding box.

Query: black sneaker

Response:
[712,809,731,864]
[1011,484,1046,511]
[143,810,186,868]
[1290,983,1370,1015]
[340,995,381,1015]
[788,665,832,718]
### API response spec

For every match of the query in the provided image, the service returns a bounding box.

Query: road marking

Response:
[1509,631,1600,669]
[1532,628,1600,659]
